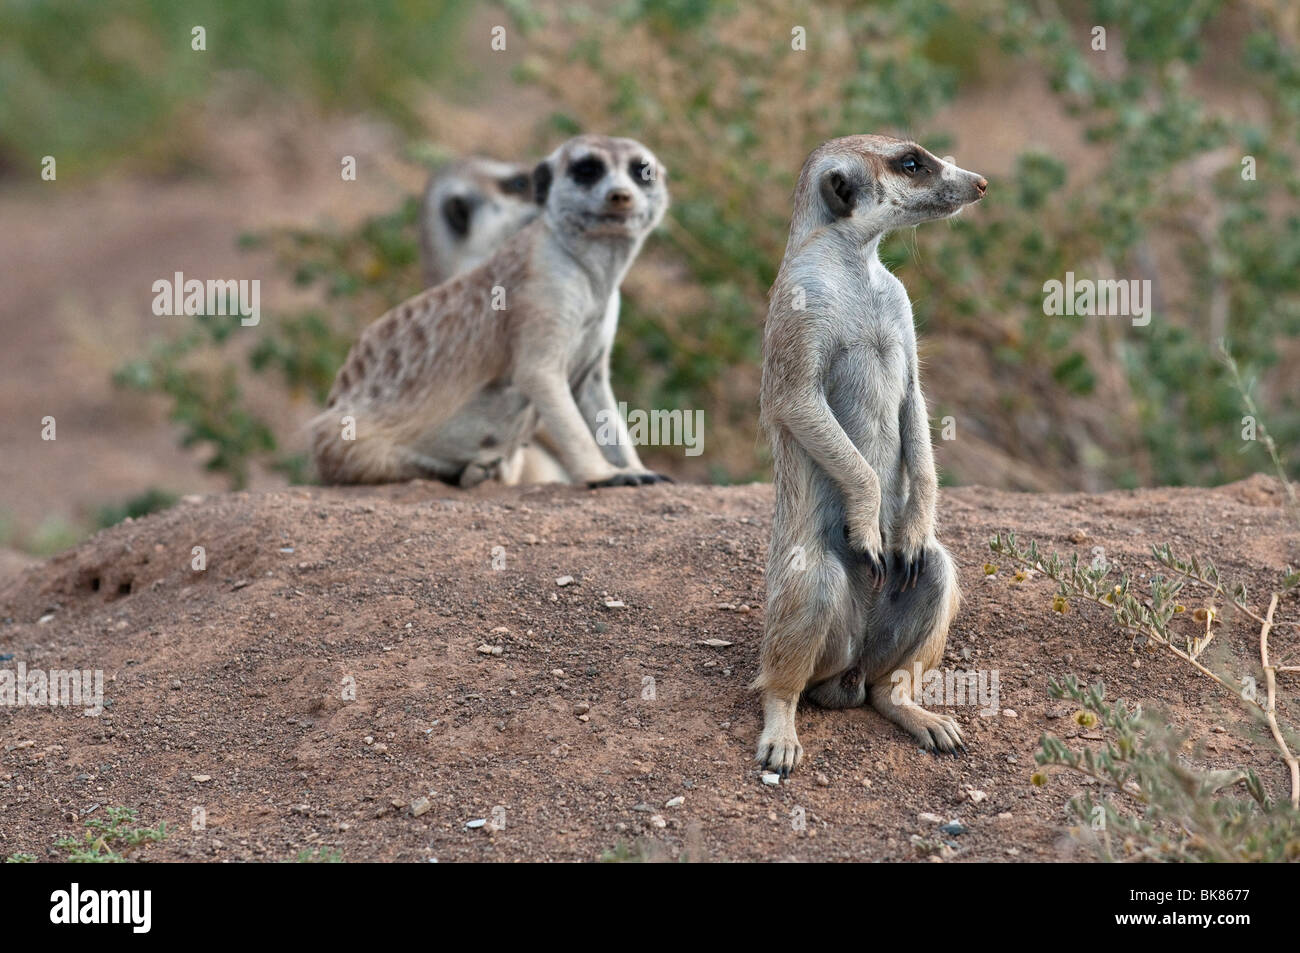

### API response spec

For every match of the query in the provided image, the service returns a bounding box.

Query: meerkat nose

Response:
[974,177,988,196]
[606,188,634,209]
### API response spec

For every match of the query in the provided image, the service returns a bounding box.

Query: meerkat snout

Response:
[605,186,635,211]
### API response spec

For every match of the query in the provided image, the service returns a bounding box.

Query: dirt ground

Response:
[0,475,1295,862]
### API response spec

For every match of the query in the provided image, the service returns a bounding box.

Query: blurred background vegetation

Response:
[1,0,1298,552]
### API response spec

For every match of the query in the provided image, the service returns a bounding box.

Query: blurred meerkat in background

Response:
[312,135,671,489]
[414,152,652,484]
[419,157,538,288]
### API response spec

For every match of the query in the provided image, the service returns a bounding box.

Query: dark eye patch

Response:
[568,156,606,186]
[896,153,929,176]
[629,159,654,187]
[442,195,472,237]
[497,173,531,196]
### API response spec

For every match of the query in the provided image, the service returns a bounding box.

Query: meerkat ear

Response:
[819,169,857,218]
[442,195,472,237]
[533,160,553,205]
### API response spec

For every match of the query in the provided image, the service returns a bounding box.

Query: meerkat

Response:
[419,157,538,288]
[417,154,646,484]
[311,135,671,489]
[754,135,987,776]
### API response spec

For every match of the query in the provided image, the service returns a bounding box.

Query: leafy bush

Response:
[1033,677,1300,862]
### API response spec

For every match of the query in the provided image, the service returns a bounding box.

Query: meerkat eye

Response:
[498,173,530,196]
[900,155,924,175]
[629,159,654,187]
[568,156,607,186]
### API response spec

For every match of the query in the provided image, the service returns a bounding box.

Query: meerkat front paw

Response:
[756,722,804,777]
[889,543,928,591]
[844,519,886,588]
[587,469,673,488]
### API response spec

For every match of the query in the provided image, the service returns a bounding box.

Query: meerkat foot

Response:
[869,683,964,753]
[755,693,803,777]
[588,470,671,488]
[458,461,499,489]
[900,706,964,753]
[756,723,803,777]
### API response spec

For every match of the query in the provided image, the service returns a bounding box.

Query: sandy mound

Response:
[0,476,1295,861]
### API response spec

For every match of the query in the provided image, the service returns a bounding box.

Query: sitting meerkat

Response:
[417,154,647,485]
[311,135,671,489]
[754,135,987,775]
[419,157,538,288]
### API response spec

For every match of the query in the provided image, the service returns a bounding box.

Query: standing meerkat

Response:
[311,135,670,489]
[754,135,987,775]
[419,157,538,288]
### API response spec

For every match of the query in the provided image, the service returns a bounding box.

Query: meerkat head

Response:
[792,134,987,242]
[532,135,669,242]
[422,157,539,284]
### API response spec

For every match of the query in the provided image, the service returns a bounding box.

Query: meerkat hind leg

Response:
[863,543,964,753]
[868,681,964,752]
[756,547,857,775]
[756,693,804,778]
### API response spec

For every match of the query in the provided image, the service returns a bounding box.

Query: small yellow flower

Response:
[983,562,998,576]
[1073,710,1097,728]
[1031,771,1048,787]
[1051,594,1069,614]
[1012,569,1028,584]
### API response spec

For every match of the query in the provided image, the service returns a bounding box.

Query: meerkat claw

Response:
[589,473,644,488]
